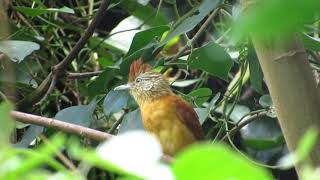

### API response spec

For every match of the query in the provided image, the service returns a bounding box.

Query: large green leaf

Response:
[118,109,144,134]
[157,0,223,48]
[0,40,40,63]
[103,90,132,116]
[232,0,320,39]
[173,144,272,180]
[87,68,116,96]
[119,26,169,76]
[241,117,284,151]
[54,98,98,127]
[188,88,212,107]
[13,125,43,148]
[15,6,74,17]
[188,42,233,80]
[248,42,263,93]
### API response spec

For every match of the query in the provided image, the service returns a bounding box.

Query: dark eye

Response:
[135,78,142,83]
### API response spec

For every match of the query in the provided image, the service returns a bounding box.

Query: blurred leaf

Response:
[188,88,212,107]
[278,128,318,168]
[188,42,233,80]
[0,40,40,63]
[103,90,131,116]
[0,102,14,145]
[241,117,284,150]
[15,6,74,17]
[296,127,318,161]
[118,109,144,134]
[259,94,273,108]
[157,0,222,48]
[54,98,98,127]
[121,0,168,27]
[13,125,43,148]
[233,0,320,39]
[248,42,263,93]
[302,33,320,51]
[173,144,272,180]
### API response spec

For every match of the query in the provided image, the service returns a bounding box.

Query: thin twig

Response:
[67,71,103,79]
[166,8,220,65]
[108,112,126,134]
[221,111,268,141]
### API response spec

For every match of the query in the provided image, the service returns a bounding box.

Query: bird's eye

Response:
[135,78,142,83]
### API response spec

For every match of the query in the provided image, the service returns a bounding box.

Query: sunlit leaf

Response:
[173,144,272,180]
[0,40,40,63]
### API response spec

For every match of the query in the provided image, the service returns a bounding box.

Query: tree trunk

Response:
[240,1,320,178]
[251,31,320,178]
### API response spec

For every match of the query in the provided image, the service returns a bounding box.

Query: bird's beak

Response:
[114,83,134,91]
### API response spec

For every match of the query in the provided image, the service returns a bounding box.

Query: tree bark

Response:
[240,1,320,178]
[251,31,320,177]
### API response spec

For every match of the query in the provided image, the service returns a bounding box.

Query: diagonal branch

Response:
[17,0,111,108]
[11,111,113,141]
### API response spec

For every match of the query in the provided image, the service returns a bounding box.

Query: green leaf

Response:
[0,40,40,63]
[157,0,222,48]
[188,88,212,107]
[188,42,233,80]
[241,117,284,150]
[14,125,43,148]
[103,90,132,116]
[15,6,74,17]
[0,102,14,146]
[118,109,144,134]
[216,104,250,123]
[259,94,273,108]
[119,26,169,76]
[173,144,272,180]
[127,26,169,56]
[302,33,320,51]
[232,0,320,39]
[248,42,263,93]
[87,68,115,96]
[54,98,98,127]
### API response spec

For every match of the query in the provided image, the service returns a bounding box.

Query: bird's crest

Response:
[128,59,152,82]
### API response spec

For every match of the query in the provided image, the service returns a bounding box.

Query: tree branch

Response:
[67,71,103,79]
[11,111,113,141]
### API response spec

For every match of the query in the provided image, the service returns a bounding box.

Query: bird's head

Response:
[114,60,172,105]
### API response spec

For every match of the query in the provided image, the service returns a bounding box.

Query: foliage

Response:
[1,0,320,179]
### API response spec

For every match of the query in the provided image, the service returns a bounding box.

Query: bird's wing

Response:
[174,96,205,140]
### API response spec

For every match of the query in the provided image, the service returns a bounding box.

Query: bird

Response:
[114,60,204,155]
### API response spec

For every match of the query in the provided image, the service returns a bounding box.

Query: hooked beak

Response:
[114,83,134,91]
